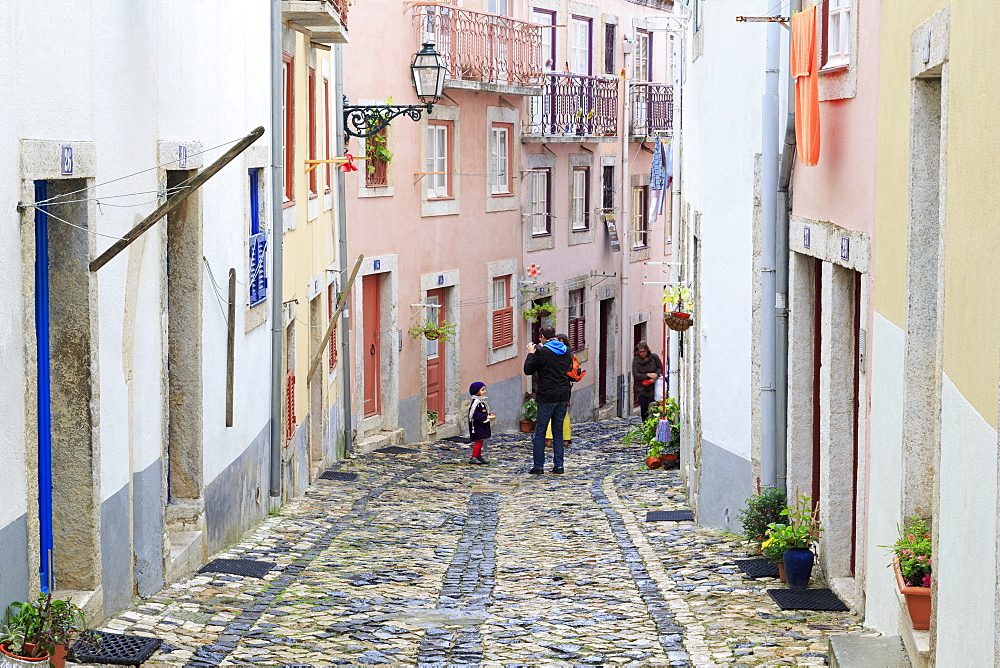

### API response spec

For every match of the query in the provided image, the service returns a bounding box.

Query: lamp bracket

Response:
[343,102,434,138]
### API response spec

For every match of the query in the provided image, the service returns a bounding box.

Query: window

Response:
[571,167,590,230]
[490,124,512,195]
[487,0,509,15]
[324,77,332,192]
[282,52,294,204]
[366,128,389,187]
[632,186,648,248]
[529,168,551,236]
[491,276,514,349]
[328,283,338,370]
[604,23,616,75]
[569,16,592,75]
[424,122,451,199]
[308,67,317,197]
[823,0,851,69]
[426,121,451,198]
[568,288,585,351]
[248,169,268,306]
[635,29,651,82]
[533,9,557,71]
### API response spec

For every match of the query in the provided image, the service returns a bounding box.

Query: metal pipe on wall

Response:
[268,0,284,498]
[334,44,355,457]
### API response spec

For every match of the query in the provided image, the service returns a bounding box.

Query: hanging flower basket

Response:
[664,312,693,331]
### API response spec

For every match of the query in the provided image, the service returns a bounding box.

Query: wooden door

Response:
[599,299,610,405]
[425,290,445,423]
[362,274,381,417]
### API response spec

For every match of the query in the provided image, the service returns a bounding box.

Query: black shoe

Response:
[528,467,544,475]
[475,457,490,465]
[551,467,564,474]
[469,457,484,465]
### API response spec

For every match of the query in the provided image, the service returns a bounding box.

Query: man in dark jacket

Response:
[523,325,572,474]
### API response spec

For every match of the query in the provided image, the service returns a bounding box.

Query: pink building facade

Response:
[341,0,676,449]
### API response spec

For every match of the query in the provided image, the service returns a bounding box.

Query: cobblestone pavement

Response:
[92,419,867,666]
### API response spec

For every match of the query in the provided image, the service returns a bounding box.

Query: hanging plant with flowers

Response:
[884,516,932,588]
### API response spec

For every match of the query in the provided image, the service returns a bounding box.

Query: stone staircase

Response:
[352,428,407,455]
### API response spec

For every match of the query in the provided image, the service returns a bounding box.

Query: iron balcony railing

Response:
[525,73,619,137]
[411,3,541,89]
[630,83,673,136]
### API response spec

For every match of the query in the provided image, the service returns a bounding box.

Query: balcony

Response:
[282,0,349,44]
[630,83,673,138]
[524,73,619,142]
[411,3,541,95]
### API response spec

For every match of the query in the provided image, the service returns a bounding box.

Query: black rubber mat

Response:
[441,436,470,443]
[318,470,359,481]
[768,588,849,611]
[646,510,694,522]
[199,558,275,578]
[70,630,163,666]
[375,446,416,454]
[735,558,780,578]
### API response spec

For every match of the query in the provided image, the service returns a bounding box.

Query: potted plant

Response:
[658,398,681,467]
[761,528,792,582]
[0,593,87,667]
[522,302,558,322]
[766,493,822,590]
[883,516,932,630]
[739,486,788,548]
[407,319,457,343]
[574,109,595,135]
[519,395,537,433]
[624,402,678,469]
[426,410,438,435]
[663,285,694,332]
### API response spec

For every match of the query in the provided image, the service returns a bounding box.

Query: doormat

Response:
[199,558,276,579]
[375,446,417,454]
[735,558,779,579]
[441,436,470,443]
[70,631,163,666]
[645,510,694,522]
[319,470,359,481]
[768,588,849,612]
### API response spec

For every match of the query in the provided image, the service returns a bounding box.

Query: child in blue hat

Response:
[468,381,494,464]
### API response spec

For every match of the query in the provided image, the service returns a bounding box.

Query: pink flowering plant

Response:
[885,516,932,588]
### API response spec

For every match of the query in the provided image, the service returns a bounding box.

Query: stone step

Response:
[353,428,406,455]
[829,635,910,668]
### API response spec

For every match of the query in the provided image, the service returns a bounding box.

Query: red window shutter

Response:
[285,370,296,444]
[569,317,586,351]
[492,307,514,349]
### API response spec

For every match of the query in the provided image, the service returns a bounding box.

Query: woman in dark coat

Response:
[468,381,494,464]
[631,341,663,421]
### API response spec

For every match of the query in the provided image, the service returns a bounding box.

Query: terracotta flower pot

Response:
[660,452,679,468]
[894,557,931,630]
[645,456,662,469]
[519,419,535,433]
[777,562,787,583]
[0,643,51,665]
[669,311,691,319]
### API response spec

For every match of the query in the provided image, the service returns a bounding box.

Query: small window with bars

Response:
[248,168,268,306]
[604,23,616,74]
[568,288,586,351]
[491,276,514,349]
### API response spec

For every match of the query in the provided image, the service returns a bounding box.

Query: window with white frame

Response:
[248,168,268,306]
[491,276,514,348]
[426,122,451,198]
[530,169,551,236]
[533,9,557,71]
[488,0,509,15]
[632,186,648,248]
[490,124,512,195]
[568,288,585,351]
[824,0,851,68]
[634,30,651,82]
[571,167,590,230]
[569,16,592,75]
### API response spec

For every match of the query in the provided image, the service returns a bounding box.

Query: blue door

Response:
[34,180,54,592]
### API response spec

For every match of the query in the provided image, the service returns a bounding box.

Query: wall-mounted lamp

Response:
[343,42,447,138]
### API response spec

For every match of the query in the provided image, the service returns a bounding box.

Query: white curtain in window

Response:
[530,170,549,235]
[571,169,587,229]
[491,127,509,194]
[828,0,851,66]
[569,17,591,75]
[427,125,448,198]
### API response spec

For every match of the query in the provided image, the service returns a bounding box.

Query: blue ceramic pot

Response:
[783,547,814,590]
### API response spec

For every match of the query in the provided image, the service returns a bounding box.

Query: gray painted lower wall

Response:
[0,516,29,613]
[487,374,522,434]
[205,422,271,554]
[569,382,595,424]
[399,393,420,444]
[326,401,344,461]
[698,438,752,534]
[133,459,163,597]
[101,483,132,616]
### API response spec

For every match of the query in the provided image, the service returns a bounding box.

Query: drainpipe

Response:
[775,0,801,492]
[619,47,632,418]
[334,44,355,457]
[269,0,284,498]
[760,21,780,488]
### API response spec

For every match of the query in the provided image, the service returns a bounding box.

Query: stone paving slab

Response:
[83,419,873,666]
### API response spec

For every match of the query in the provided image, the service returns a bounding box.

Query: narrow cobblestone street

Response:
[94,420,864,666]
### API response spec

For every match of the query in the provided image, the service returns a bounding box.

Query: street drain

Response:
[375,446,417,454]
[319,470,359,481]
[199,558,276,578]
[70,631,162,666]
[645,510,694,522]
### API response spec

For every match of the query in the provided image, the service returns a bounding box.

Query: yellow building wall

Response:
[875,0,1000,427]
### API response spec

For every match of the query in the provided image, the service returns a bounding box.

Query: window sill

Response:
[283,199,295,209]
[491,191,514,197]
[821,63,849,74]
[531,232,552,238]
[428,196,454,202]
[572,226,591,233]
[308,193,319,200]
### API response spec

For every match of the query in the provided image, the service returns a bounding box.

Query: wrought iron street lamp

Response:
[343,42,447,138]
